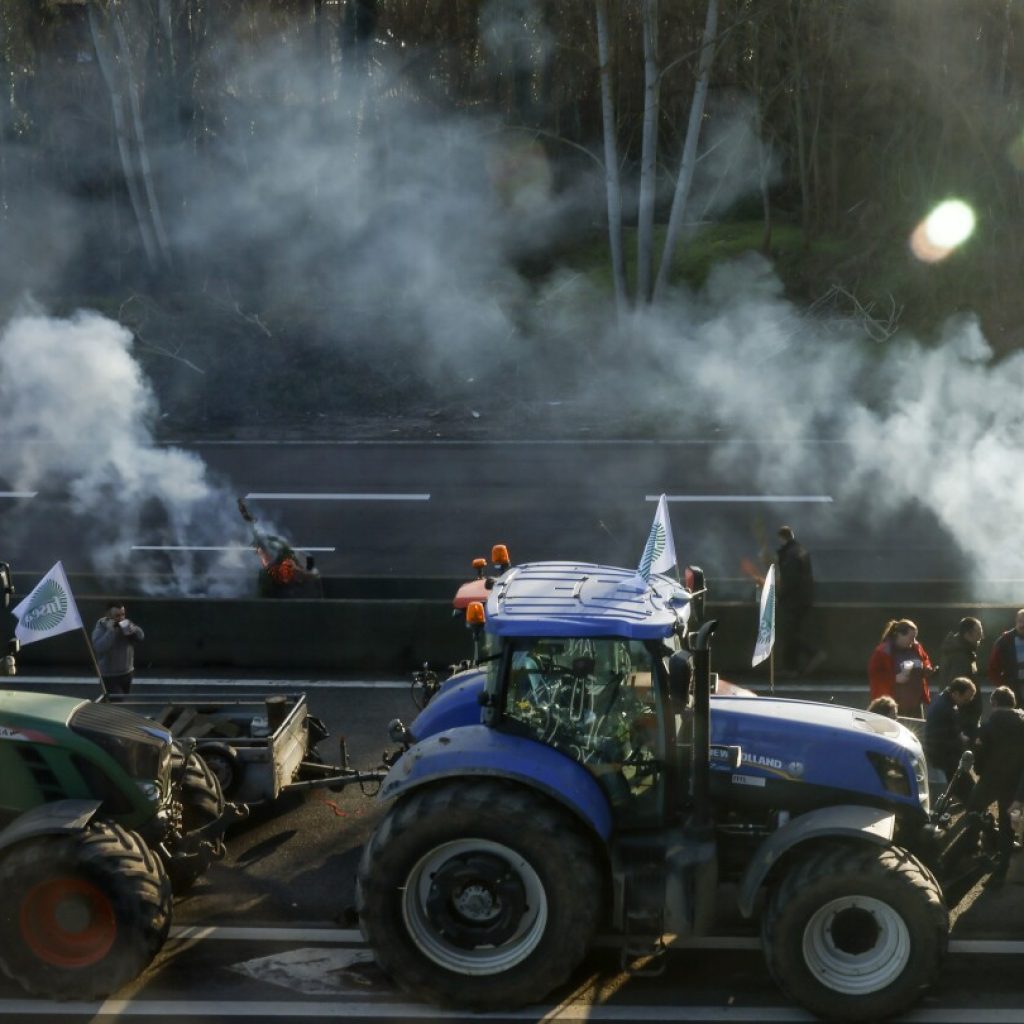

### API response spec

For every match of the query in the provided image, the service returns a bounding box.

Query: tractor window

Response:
[503,637,664,825]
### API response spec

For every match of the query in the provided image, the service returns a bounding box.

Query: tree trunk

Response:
[595,0,627,313]
[112,6,173,268]
[653,0,719,301]
[88,2,161,271]
[635,0,659,304]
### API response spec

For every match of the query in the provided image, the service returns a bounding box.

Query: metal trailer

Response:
[102,690,385,804]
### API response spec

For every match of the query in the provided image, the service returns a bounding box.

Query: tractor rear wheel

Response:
[762,843,947,1021]
[356,780,602,1010]
[0,819,172,999]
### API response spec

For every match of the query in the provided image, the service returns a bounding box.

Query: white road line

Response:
[0,1001,807,1020]
[0,491,36,498]
[129,546,336,552]
[11,676,407,690]
[647,494,834,504]
[166,438,859,447]
[244,492,430,501]
[170,926,365,943]
[2,999,1021,1021]
[163,925,1024,956]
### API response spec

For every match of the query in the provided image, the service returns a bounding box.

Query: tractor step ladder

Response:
[621,907,667,976]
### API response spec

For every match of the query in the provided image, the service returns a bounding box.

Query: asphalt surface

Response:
[4,673,1024,1023]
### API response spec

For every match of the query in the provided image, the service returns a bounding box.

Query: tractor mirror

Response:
[668,650,692,702]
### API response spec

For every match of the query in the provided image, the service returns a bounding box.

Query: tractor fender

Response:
[379,725,613,841]
[737,804,896,918]
[408,671,486,741]
[0,799,103,856]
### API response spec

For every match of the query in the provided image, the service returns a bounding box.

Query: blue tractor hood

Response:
[708,696,928,815]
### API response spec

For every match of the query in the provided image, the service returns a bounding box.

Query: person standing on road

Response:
[938,616,985,740]
[868,618,936,718]
[987,609,1024,707]
[967,686,1024,886]
[774,526,827,678]
[91,601,144,701]
[924,677,976,786]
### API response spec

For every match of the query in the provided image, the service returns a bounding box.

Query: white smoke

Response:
[0,309,254,595]
[545,252,1024,589]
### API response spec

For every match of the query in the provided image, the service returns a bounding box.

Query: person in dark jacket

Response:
[91,601,145,701]
[924,677,976,783]
[775,526,826,678]
[967,686,1024,883]
[938,616,985,740]
[987,609,1024,706]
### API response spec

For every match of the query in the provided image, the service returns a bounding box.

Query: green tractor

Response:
[0,563,242,999]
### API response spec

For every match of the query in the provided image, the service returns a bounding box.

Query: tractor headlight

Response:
[136,780,161,803]
[867,751,911,797]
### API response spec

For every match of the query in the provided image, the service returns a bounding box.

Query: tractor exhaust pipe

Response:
[690,619,718,829]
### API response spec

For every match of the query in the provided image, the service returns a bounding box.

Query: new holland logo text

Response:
[21,580,69,632]
[744,752,784,770]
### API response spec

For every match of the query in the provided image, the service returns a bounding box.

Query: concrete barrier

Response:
[10,593,1020,679]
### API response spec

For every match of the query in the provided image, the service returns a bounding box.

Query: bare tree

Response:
[595,0,627,312]
[88,1,172,272]
[652,0,719,301]
[635,0,659,303]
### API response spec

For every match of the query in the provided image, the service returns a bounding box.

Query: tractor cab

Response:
[472,561,696,828]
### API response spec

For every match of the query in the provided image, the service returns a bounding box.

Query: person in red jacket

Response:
[987,608,1024,707]
[868,618,936,718]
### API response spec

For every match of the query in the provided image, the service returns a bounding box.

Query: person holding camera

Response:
[91,601,144,700]
[868,617,937,718]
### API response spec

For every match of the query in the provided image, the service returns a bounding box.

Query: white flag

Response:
[638,494,677,579]
[12,562,84,646]
[752,563,776,667]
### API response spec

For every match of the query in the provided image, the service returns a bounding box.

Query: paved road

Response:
[0,440,990,598]
[5,675,1024,1023]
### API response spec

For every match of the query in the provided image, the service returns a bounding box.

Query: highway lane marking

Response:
[244,492,430,501]
[2,676,895,697]
[165,925,1024,955]
[12,676,408,690]
[130,546,337,552]
[1,999,1022,1020]
[647,494,834,504]
[0,1000,818,1019]
[137,546,336,553]
[165,439,861,446]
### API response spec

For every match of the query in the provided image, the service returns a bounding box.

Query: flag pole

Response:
[81,626,108,699]
[769,645,774,697]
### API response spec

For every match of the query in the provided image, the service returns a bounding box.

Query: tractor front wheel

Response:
[762,843,948,1021]
[356,780,602,1010]
[0,819,172,999]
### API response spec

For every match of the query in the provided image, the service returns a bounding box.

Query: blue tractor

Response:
[357,558,954,1022]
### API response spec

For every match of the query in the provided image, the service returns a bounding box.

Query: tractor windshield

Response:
[502,637,665,824]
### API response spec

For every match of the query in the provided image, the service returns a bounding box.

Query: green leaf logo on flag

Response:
[20,579,69,633]
[756,587,774,646]
[639,523,666,579]
[13,562,84,647]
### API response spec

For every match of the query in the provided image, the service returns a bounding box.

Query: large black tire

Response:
[762,843,948,1022]
[356,780,603,1010]
[168,750,226,893]
[0,819,172,1000]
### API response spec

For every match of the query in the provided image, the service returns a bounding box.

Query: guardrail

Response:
[10,590,1021,679]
